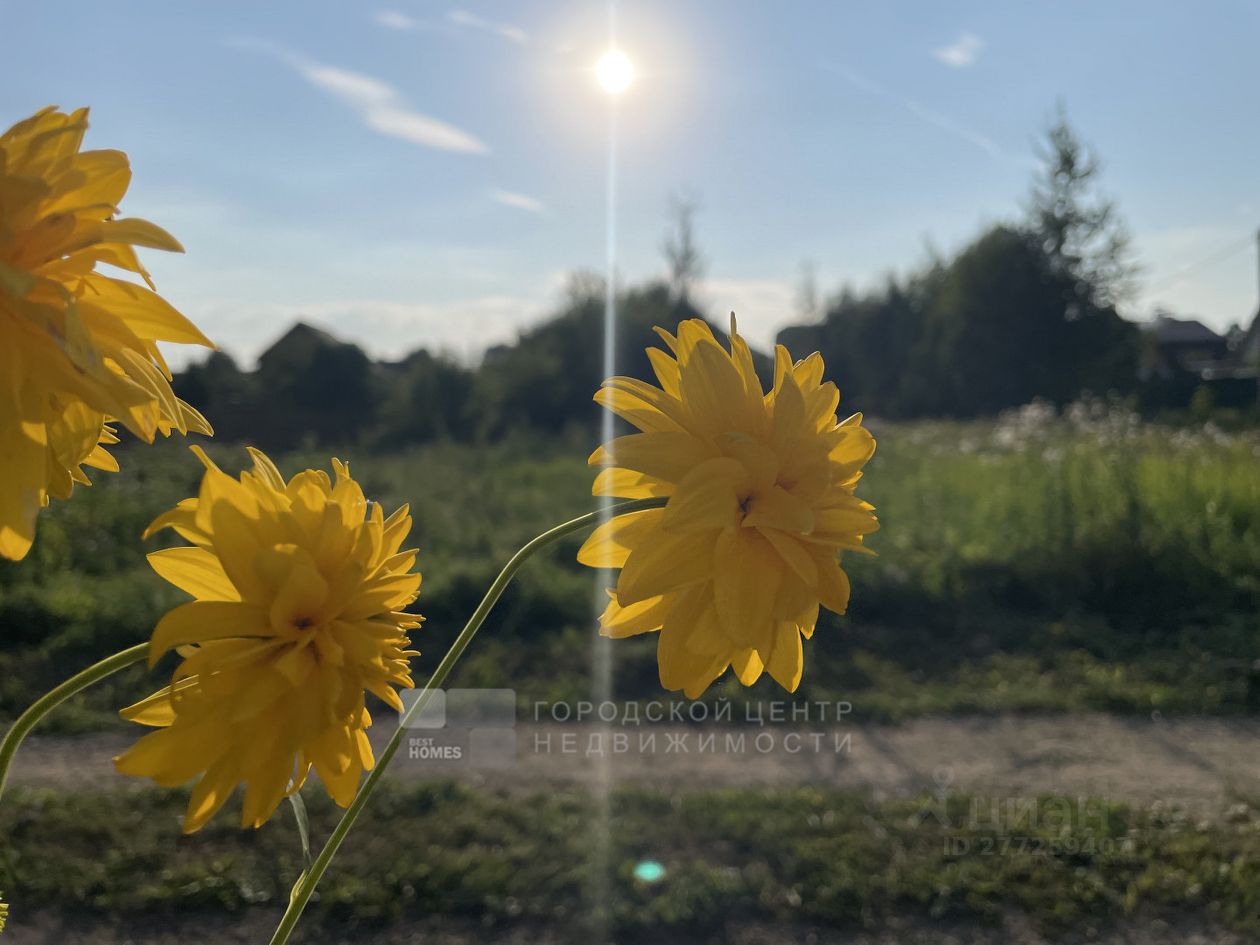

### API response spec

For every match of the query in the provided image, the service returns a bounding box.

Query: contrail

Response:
[819,59,1034,168]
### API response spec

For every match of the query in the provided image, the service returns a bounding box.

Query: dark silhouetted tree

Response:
[252,323,377,448]
[662,194,704,305]
[795,260,821,323]
[1027,105,1137,309]
[376,350,474,445]
[171,350,254,441]
[914,226,1136,415]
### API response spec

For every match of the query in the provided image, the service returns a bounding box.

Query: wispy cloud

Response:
[821,61,1029,166]
[375,9,419,31]
[371,10,528,46]
[299,64,488,153]
[230,37,487,154]
[490,190,546,214]
[448,8,528,45]
[373,9,447,34]
[933,32,984,68]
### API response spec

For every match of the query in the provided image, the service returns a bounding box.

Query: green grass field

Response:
[5,781,1260,938]
[3,405,1260,939]
[3,405,1258,728]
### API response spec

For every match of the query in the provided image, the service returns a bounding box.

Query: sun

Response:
[596,49,635,94]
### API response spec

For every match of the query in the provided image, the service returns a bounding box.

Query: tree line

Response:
[173,281,730,450]
[173,111,1206,449]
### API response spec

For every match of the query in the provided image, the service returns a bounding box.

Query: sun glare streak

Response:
[591,8,623,939]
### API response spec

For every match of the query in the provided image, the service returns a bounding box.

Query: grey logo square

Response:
[399,689,446,729]
[399,688,517,768]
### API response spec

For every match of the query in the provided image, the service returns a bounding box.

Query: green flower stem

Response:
[0,642,148,804]
[268,495,666,945]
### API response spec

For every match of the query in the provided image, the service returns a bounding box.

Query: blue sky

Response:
[5,1,1259,365]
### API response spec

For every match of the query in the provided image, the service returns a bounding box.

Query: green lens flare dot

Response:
[633,860,666,884]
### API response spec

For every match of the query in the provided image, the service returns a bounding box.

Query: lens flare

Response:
[633,860,666,884]
[596,50,635,94]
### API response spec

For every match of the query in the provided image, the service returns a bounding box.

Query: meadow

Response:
[4,403,1260,940]
[6,781,1260,940]
[2,402,1259,729]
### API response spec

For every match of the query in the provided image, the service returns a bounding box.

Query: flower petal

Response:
[578,507,664,568]
[764,624,804,692]
[661,457,746,532]
[743,484,814,534]
[617,529,714,605]
[757,527,819,586]
[590,432,713,483]
[713,527,782,648]
[599,591,670,639]
[815,555,853,616]
[148,600,271,665]
[148,547,240,601]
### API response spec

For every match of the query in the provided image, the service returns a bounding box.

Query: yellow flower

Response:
[0,892,7,933]
[579,317,878,698]
[0,106,213,561]
[114,447,421,833]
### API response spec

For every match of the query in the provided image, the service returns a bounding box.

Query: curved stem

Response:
[267,496,665,945]
[0,642,148,804]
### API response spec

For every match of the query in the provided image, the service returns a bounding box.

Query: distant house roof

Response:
[264,321,341,350]
[256,321,343,370]
[1152,316,1224,346]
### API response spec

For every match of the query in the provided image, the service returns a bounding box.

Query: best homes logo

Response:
[399,688,518,768]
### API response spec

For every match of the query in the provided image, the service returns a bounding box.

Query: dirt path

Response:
[11,714,1260,812]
